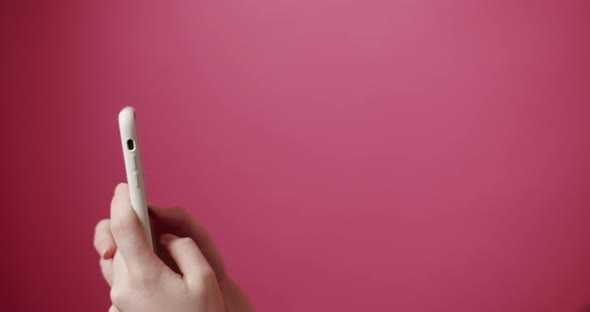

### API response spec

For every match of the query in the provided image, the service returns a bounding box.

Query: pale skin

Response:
[93,183,254,312]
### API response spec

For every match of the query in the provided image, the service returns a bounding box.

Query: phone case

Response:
[118,106,154,250]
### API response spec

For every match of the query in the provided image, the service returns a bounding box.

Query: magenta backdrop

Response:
[3,0,590,311]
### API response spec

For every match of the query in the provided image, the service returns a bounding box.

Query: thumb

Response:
[160,234,217,287]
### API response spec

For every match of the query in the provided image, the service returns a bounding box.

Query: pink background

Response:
[3,0,590,311]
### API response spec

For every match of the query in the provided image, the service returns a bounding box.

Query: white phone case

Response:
[118,107,154,250]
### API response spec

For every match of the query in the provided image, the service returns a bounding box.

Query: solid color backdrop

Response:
[2,0,590,311]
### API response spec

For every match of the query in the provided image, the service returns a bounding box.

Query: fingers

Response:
[94,219,116,259]
[100,258,114,286]
[111,250,128,286]
[219,277,256,312]
[160,234,216,287]
[110,183,159,275]
[149,207,226,281]
[95,219,115,287]
[108,305,120,312]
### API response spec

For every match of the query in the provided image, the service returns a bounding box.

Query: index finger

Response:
[149,206,226,281]
[110,183,159,274]
[94,219,116,259]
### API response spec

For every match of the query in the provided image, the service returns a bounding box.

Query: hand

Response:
[93,183,254,312]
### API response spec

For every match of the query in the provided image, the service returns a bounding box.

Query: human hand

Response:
[93,183,253,312]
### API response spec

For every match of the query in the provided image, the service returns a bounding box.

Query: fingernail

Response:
[101,247,115,259]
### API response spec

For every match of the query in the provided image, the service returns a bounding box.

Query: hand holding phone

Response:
[91,108,254,311]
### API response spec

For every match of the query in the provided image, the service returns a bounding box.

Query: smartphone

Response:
[118,106,154,250]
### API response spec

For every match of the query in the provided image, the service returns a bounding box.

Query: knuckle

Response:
[128,269,160,290]
[199,266,216,283]
[94,220,111,247]
[95,219,109,233]
[109,286,126,306]
[109,217,131,238]
[175,237,196,247]
[109,219,125,237]
[189,267,216,295]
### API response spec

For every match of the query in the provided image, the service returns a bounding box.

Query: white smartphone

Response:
[118,106,154,250]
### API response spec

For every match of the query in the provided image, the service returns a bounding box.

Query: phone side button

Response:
[133,173,140,188]
[131,156,137,170]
